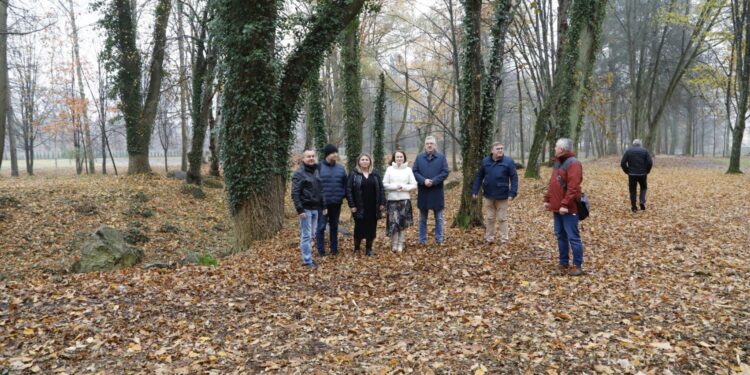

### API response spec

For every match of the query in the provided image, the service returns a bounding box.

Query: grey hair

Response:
[491,141,504,149]
[425,136,437,144]
[555,138,573,152]
[632,139,642,146]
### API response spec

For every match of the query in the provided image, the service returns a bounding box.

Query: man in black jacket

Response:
[291,150,327,268]
[620,139,653,212]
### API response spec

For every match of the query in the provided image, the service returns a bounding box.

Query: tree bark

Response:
[728,0,750,174]
[455,0,513,228]
[342,19,363,172]
[0,0,6,172]
[217,0,366,251]
[109,0,172,175]
[67,0,96,174]
[187,7,214,185]
[177,0,189,172]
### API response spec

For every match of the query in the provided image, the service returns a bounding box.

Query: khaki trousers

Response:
[482,197,509,242]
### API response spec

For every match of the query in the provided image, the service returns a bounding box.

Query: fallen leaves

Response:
[0,157,749,373]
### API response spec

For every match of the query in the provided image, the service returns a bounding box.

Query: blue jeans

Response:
[316,203,342,255]
[419,208,444,244]
[553,212,584,267]
[299,209,319,265]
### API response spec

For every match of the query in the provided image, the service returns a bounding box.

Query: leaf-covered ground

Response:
[1,156,749,374]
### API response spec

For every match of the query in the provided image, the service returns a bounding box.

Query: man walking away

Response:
[620,139,653,212]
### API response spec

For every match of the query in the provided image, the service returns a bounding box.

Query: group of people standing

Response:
[291,136,449,268]
[292,134,653,276]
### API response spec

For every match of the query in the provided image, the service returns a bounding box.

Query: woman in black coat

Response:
[346,153,385,256]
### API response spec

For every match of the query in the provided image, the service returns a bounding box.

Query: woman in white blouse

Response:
[382,150,418,252]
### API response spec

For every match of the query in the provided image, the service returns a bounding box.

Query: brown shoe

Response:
[568,266,584,276]
[557,265,569,274]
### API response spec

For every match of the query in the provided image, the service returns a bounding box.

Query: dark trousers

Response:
[628,175,648,207]
[316,203,342,255]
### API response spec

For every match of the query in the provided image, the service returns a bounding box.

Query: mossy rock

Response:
[71,226,144,273]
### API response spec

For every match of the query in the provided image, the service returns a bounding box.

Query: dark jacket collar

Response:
[303,163,317,173]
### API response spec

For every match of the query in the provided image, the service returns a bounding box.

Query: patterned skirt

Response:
[386,199,414,236]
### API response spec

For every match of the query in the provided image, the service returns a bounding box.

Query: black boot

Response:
[354,239,362,255]
[640,203,646,211]
[365,238,373,256]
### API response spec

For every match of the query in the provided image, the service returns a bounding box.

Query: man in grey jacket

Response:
[620,139,653,212]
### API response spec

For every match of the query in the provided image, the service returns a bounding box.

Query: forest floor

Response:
[1,156,749,374]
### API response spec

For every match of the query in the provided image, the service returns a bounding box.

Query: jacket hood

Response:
[390,161,410,169]
[556,150,576,163]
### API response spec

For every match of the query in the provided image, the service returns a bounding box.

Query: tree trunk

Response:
[107,0,172,175]
[516,67,525,165]
[307,74,327,159]
[342,19,363,172]
[68,0,95,174]
[187,8,214,185]
[6,84,18,177]
[373,72,386,175]
[177,0,189,172]
[453,0,483,228]
[208,108,220,177]
[217,0,366,251]
[643,1,721,150]
[525,0,607,178]
[0,0,6,172]
[728,0,750,174]
[684,94,694,156]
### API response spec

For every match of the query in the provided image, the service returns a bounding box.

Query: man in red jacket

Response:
[544,138,585,276]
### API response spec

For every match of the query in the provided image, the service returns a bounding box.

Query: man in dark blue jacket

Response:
[620,139,653,212]
[316,144,348,256]
[472,142,518,244]
[412,136,450,245]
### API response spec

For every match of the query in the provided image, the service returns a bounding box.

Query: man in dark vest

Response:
[620,139,653,212]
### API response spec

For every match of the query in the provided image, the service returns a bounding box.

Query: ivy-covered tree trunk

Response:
[342,19,363,172]
[101,0,172,175]
[307,74,327,160]
[187,7,215,185]
[454,0,512,228]
[373,72,386,174]
[215,0,366,251]
[525,0,607,178]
